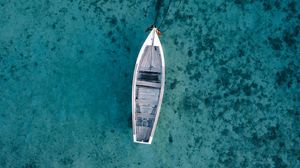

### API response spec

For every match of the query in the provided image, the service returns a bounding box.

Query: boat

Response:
[132,27,165,144]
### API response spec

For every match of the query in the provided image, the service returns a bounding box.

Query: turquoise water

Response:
[0,0,299,167]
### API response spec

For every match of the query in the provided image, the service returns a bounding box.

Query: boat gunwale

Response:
[132,28,165,144]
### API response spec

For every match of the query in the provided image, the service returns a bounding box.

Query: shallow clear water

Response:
[0,0,299,167]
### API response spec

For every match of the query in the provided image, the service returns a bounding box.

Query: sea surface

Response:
[0,0,299,167]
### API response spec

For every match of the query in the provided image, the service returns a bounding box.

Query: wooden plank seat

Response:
[136,112,156,118]
[139,70,161,74]
[137,100,158,107]
[136,80,161,88]
[139,67,161,73]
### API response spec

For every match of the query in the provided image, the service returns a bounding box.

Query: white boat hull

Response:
[132,28,165,144]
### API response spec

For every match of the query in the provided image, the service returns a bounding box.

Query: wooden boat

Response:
[132,28,165,144]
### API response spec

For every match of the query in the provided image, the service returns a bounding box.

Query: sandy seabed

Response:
[0,0,299,167]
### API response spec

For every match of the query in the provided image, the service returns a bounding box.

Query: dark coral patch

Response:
[168,133,173,143]
[275,67,294,87]
[283,30,297,47]
[108,16,118,26]
[265,125,279,140]
[194,136,200,144]
[263,1,272,11]
[107,31,113,37]
[221,128,229,136]
[181,94,199,113]
[59,157,73,166]
[189,71,201,81]
[242,82,258,96]
[251,133,266,147]
[23,161,38,168]
[217,148,236,167]
[268,37,282,50]
[272,155,288,168]
[202,35,217,51]
[288,1,297,14]
[185,62,199,75]
[188,49,193,57]
[170,79,179,90]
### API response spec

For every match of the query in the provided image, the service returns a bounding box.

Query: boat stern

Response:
[133,135,153,145]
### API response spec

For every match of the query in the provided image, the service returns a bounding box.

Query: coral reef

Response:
[0,0,299,167]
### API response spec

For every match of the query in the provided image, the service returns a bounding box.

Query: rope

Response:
[161,0,182,32]
[153,0,163,26]
[157,0,172,28]
[146,0,183,33]
[150,0,183,33]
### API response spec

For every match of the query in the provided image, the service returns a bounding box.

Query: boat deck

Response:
[134,45,162,143]
[132,28,165,144]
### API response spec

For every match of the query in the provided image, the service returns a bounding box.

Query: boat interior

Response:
[135,45,162,142]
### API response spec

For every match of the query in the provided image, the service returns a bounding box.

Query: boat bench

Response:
[136,112,156,119]
[136,80,161,88]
